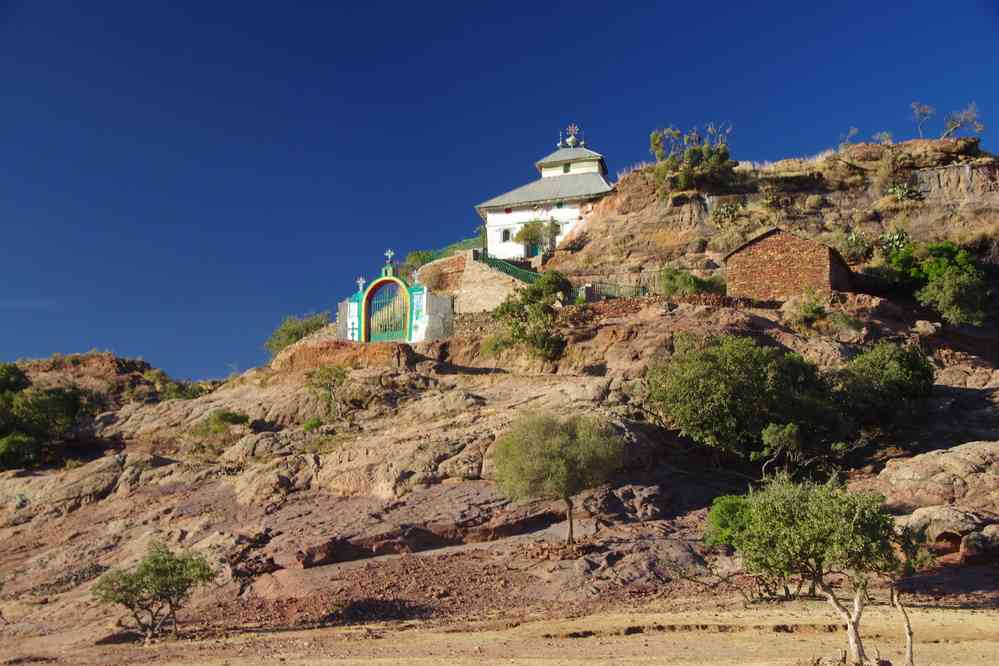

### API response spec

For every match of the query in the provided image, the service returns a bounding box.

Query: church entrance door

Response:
[366,282,408,342]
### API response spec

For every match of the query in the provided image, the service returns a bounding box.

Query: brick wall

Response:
[725,230,849,301]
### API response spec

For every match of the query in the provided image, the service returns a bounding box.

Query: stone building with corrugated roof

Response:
[475,124,613,260]
[723,228,853,301]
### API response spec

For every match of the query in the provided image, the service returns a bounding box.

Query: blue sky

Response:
[2,1,997,379]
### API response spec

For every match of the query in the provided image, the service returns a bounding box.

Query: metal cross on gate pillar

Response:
[384,248,395,263]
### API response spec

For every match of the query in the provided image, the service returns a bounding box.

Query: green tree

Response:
[306,364,350,419]
[93,541,215,642]
[0,432,40,469]
[493,271,574,360]
[645,336,834,459]
[721,476,921,665]
[494,414,624,543]
[264,312,330,357]
[916,268,989,326]
[0,364,30,393]
[837,342,934,422]
[9,387,82,440]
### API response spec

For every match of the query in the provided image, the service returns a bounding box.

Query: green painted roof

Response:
[475,172,613,211]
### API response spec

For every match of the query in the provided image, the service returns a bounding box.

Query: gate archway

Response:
[362,277,410,342]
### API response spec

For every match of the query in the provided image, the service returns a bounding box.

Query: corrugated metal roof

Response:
[475,172,613,211]
[535,145,605,168]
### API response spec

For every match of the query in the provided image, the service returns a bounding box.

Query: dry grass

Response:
[736,149,836,175]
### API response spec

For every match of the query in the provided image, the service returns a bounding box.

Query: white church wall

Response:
[540,160,602,178]
[485,204,583,260]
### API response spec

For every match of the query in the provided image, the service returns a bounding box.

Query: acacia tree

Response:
[92,541,214,642]
[715,476,923,666]
[940,102,985,138]
[910,102,935,138]
[493,414,624,544]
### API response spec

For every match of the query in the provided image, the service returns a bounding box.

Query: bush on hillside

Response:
[306,364,351,419]
[494,414,624,543]
[0,364,29,393]
[916,266,989,326]
[493,271,573,361]
[0,432,40,469]
[264,311,330,357]
[837,342,934,421]
[191,409,249,439]
[649,124,738,191]
[92,541,215,642]
[704,494,750,547]
[880,240,990,326]
[645,335,836,460]
[659,268,725,298]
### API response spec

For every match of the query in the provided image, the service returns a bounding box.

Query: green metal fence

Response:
[476,254,541,284]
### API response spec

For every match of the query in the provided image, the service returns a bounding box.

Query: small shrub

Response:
[0,432,40,469]
[659,268,725,298]
[493,271,572,360]
[706,228,746,254]
[92,541,215,642]
[710,201,744,227]
[916,266,989,326]
[191,409,249,437]
[649,124,738,192]
[826,230,873,264]
[704,494,749,547]
[264,312,330,357]
[0,364,29,393]
[494,414,624,543]
[302,417,323,432]
[782,290,827,329]
[306,365,350,419]
[838,342,934,421]
[480,333,513,357]
[825,311,864,335]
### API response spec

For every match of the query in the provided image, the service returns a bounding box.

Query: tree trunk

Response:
[565,498,574,545]
[818,580,868,665]
[894,587,915,666]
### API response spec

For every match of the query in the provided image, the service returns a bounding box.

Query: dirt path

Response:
[6,597,998,665]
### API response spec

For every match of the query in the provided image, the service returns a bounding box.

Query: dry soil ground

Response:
[4,593,999,665]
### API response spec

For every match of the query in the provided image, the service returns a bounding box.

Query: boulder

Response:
[900,505,998,548]
[960,524,999,564]
[875,441,999,512]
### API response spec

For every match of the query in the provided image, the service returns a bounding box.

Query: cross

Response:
[356,276,366,292]
[566,123,580,137]
[384,248,395,263]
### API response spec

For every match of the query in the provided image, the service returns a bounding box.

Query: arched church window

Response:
[502,229,511,242]
[562,163,570,174]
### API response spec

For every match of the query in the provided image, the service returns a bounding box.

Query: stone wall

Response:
[415,253,466,293]
[453,251,523,313]
[452,312,503,338]
[726,230,847,301]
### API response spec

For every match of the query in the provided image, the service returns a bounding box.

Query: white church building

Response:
[475,125,613,261]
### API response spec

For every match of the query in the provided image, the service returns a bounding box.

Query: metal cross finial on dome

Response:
[356,276,366,292]
[384,248,395,263]
[565,123,580,147]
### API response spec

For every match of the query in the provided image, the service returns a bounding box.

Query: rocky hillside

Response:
[2,138,999,663]
[546,137,999,283]
[3,284,999,657]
